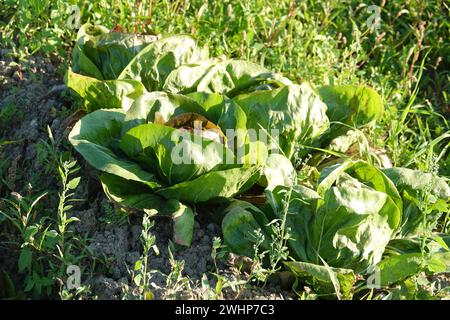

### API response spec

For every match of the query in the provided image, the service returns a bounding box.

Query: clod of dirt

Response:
[70,209,97,235]
[88,226,131,280]
[90,276,127,300]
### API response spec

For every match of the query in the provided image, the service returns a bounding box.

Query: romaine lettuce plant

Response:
[223,161,402,270]
[222,160,450,297]
[69,91,267,246]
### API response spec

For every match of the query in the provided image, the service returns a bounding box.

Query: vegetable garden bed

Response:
[1,1,449,301]
[63,24,450,299]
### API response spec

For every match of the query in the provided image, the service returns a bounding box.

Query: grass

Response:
[0,0,449,300]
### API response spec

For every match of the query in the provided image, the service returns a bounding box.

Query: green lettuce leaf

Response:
[71,23,109,79]
[374,252,450,287]
[194,59,291,96]
[318,85,384,126]
[233,83,329,158]
[100,173,194,246]
[68,109,160,188]
[162,58,224,93]
[118,35,209,91]
[73,23,158,79]
[156,166,261,202]
[285,261,356,299]
[66,70,146,112]
[222,200,272,258]
[120,123,235,185]
[383,167,450,236]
